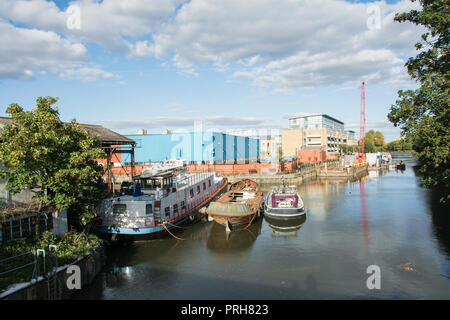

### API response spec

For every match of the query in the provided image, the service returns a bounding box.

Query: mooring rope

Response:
[161,222,187,241]
[231,210,258,232]
[166,221,192,229]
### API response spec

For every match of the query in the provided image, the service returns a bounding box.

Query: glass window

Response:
[165,207,170,217]
[203,182,206,190]
[145,204,152,215]
[190,189,194,198]
[113,204,126,214]
[197,186,200,194]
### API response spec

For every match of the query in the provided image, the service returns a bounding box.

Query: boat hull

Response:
[207,179,263,231]
[96,176,229,242]
[264,188,305,219]
[208,212,258,228]
[264,207,305,219]
[96,213,196,241]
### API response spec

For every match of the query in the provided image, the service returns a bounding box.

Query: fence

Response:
[0,245,62,300]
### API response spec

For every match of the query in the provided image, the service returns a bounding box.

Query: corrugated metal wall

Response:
[126,132,260,164]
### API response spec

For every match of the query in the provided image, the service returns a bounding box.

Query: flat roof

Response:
[288,114,344,125]
[127,131,260,140]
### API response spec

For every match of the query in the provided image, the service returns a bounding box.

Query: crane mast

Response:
[357,81,366,163]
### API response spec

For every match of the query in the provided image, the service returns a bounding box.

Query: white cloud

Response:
[0,0,184,52]
[148,0,424,91]
[0,0,424,91]
[59,67,118,82]
[0,20,88,80]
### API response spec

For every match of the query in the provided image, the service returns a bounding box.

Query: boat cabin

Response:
[135,171,174,189]
[271,193,298,208]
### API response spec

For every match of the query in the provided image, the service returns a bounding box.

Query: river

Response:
[74,154,450,299]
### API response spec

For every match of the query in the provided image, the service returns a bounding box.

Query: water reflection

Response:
[422,175,450,259]
[264,214,307,238]
[73,153,450,299]
[207,218,263,253]
[359,178,369,248]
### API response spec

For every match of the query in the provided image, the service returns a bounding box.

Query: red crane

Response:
[357,81,366,163]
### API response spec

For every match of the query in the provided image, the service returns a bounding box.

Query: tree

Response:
[374,131,385,148]
[364,139,376,153]
[365,130,375,146]
[0,97,107,234]
[386,140,402,151]
[278,146,283,163]
[387,0,449,196]
[339,144,349,154]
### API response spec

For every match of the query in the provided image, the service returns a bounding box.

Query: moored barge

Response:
[206,179,263,232]
[264,185,305,219]
[95,166,228,241]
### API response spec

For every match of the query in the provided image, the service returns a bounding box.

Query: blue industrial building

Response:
[126,132,260,164]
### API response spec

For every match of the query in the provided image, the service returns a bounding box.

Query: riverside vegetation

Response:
[0,97,108,295]
[388,0,449,199]
[0,231,103,294]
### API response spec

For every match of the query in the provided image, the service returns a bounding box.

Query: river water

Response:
[74,154,450,299]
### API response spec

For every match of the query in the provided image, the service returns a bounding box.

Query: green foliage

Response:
[278,146,284,163]
[364,139,376,153]
[0,231,103,293]
[386,139,414,151]
[0,97,108,229]
[364,130,385,150]
[339,144,358,154]
[374,131,385,147]
[387,0,449,193]
[365,130,375,145]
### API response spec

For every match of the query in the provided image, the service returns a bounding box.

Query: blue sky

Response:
[0,0,423,142]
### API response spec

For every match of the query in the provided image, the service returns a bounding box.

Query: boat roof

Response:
[270,186,298,194]
[138,170,174,179]
[105,195,154,202]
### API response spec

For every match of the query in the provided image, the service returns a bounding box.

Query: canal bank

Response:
[226,162,368,185]
[1,247,105,300]
[73,155,450,299]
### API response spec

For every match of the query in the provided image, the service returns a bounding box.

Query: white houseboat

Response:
[96,165,228,241]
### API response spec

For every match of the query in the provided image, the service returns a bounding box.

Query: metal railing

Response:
[99,176,227,229]
[0,251,38,280]
[0,245,61,299]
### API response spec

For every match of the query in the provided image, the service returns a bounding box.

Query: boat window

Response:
[165,207,170,217]
[173,204,178,213]
[113,204,127,214]
[190,189,194,198]
[181,201,185,207]
[208,179,211,187]
[197,186,200,194]
[203,182,206,190]
[145,204,153,215]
